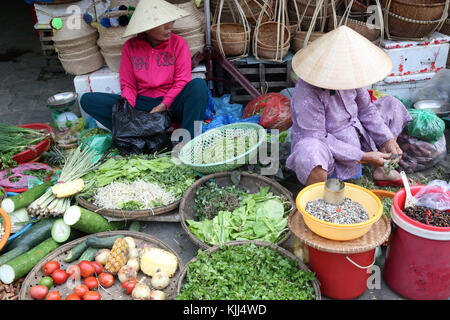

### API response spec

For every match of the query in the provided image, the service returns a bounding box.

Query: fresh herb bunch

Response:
[177,244,317,300]
[194,181,246,220]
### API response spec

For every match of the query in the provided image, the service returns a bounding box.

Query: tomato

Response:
[45,291,61,300]
[67,265,81,281]
[39,276,53,289]
[91,261,103,275]
[84,276,98,290]
[52,269,69,285]
[73,284,89,298]
[30,285,48,300]
[98,272,114,288]
[78,260,95,278]
[43,261,60,276]
[65,293,82,300]
[122,278,137,295]
[83,291,101,300]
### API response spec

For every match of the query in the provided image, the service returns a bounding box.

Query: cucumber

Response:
[1,181,52,214]
[64,206,124,233]
[0,246,30,267]
[78,247,99,262]
[51,219,71,243]
[64,241,88,263]
[0,238,60,284]
[128,221,141,232]
[86,235,124,249]
[5,218,56,252]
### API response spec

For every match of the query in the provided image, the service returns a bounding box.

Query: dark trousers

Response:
[80,78,209,137]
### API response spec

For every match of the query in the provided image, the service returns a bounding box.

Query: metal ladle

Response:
[323,178,345,205]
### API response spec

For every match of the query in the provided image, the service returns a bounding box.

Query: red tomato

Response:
[98,272,114,288]
[67,265,81,281]
[83,291,101,300]
[29,285,48,300]
[84,276,98,290]
[78,260,95,278]
[43,261,60,276]
[65,293,82,300]
[122,278,137,295]
[91,261,103,275]
[52,269,69,285]
[45,291,61,300]
[73,284,89,298]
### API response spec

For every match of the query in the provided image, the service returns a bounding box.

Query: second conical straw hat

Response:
[123,0,190,38]
[292,26,393,90]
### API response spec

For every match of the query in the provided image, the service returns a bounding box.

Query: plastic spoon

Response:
[400,171,415,209]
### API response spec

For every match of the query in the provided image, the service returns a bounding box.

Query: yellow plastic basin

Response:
[296,182,382,241]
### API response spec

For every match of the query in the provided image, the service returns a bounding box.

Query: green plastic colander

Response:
[179,123,267,174]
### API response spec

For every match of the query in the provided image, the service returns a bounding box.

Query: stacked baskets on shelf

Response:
[97,10,133,72]
[52,14,104,75]
[171,0,206,57]
[241,0,273,25]
[328,15,381,42]
[293,31,324,51]
[254,21,291,60]
[211,23,251,58]
[382,0,449,39]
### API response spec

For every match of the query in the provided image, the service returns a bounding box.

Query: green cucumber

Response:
[0,246,30,266]
[85,235,124,249]
[51,219,71,243]
[64,241,88,263]
[78,247,99,262]
[128,221,141,232]
[0,238,60,284]
[1,181,52,214]
[64,206,124,233]
[5,218,56,252]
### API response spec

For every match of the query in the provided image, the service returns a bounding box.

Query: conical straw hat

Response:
[292,26,393,90]
[123,0,191,38]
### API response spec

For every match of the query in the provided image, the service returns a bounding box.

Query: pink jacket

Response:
[119,33,192,108]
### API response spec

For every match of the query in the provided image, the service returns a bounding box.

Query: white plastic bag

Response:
[413,180,450,211]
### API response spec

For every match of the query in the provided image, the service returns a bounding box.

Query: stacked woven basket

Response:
[254,21,291,60]
[52,14,104,75]
[97,10,133,72]
[211,23,251,57]
[170,0,206,57]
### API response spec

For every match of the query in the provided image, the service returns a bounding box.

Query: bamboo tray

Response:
[176,240,322,300]
[77,196,181,220]
[20,231,184,300]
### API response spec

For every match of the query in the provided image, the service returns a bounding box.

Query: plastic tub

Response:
[384,185,450,300]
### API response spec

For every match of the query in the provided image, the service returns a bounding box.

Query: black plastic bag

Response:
[112,98,172,154]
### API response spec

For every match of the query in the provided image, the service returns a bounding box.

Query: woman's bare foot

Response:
[373,166,401,181]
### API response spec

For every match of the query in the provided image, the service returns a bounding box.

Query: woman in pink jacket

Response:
[80,0,209,138]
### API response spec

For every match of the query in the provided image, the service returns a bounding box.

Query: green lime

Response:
[40,276,53,289]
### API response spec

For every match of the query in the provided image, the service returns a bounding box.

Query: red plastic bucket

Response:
[384,186,450,300]
[307,245,376,299]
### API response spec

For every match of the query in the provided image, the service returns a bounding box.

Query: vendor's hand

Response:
[150,103,167,113]
[362,151,391,167]
[381,138,403,159]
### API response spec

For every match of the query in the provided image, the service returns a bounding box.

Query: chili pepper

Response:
[424,218,430,225]
[336,207,342,213]
[434,213,439,217]
[425,210,432,218]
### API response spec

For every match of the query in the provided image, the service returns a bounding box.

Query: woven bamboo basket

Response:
[97,38,123,54]
[175,26,204,37]
[58,51,105,75]
[328,15,381,41]
[19,231,184,300]
[256,22,291,48]
[370,189,395,246]
[440,18,450,35]
[182,33,205,48]
[53,31,98,48]
[382,0,449,39]
[52,14,98,42]
[300,14,330,31]
[344,0,372,12]
[58,45,99,60]
[101,50,121,72]
[241,0,272,25]
[212,38,250,57]
[293,31,324,51]
[211,23,251,42]
[176,240,322,300]
[172,0,205,34]
[256,43,290,59]
[179,172,294,250]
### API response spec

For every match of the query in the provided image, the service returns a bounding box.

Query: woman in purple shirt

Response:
[287,26,412,186]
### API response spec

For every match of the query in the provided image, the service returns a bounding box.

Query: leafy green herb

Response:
[382,197,393,220]
[177,243,316,300]
[118,200,144,211]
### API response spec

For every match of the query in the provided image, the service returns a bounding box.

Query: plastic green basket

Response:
[179,123,267,174]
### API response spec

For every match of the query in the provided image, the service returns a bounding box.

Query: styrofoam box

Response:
[34,0,110,26]
[381,32,450,77]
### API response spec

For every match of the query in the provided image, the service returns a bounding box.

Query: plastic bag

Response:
[213,94,243,119]
[111,98,172,155]
[404,108,445,143]
[243,93,292,132]
[414,69,450,103]
[397,133,447,173]
[202,115,260,133]
[413,180,450,211]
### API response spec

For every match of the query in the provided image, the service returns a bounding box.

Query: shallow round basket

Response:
[178,123,267,174]
[212,38,250,57]
[176,240,321,300]
[370,189,395,246]
[211,23,251,42]
[293,31,324,51]
[59,50,105,75]
[256,43,291,60]
[11,124,53,165]
[101,50,121,73]
[179,171,294,249]
[19,231,184,300]
[0,208,11,252]
[256,22,291,48]
[296,182,383,241]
